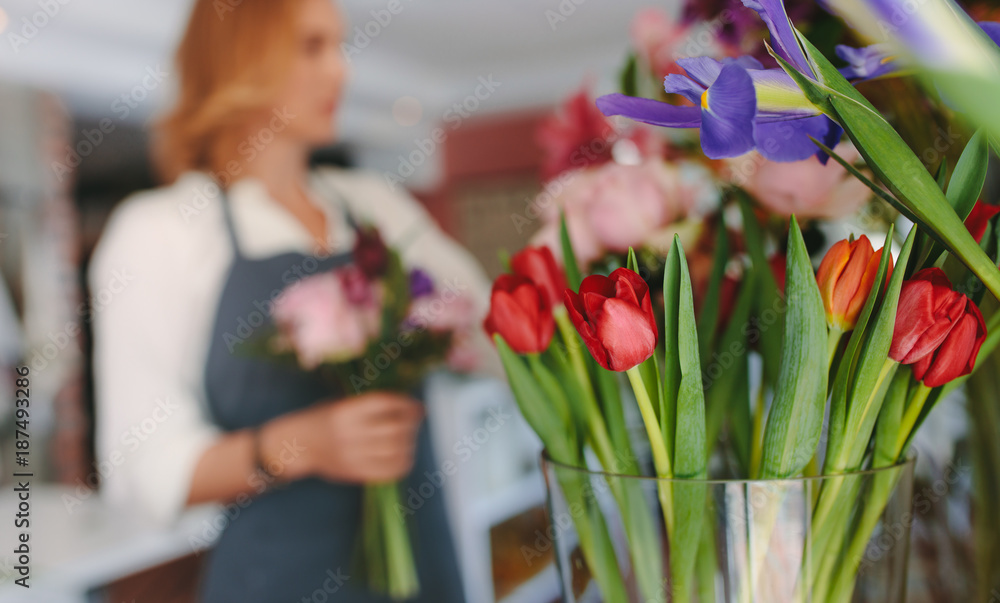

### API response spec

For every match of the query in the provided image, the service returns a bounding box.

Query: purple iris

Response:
[596,0,843,162]
[408,268,435,298]
[836,44,900,80]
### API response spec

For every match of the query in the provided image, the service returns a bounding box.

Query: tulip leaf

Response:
[559,211,583,291]
[824,226,896,472]
[494,336,576,463]
[758,217,828,479]
[837,228,915,471]
[663,235,707,601]
[874,367,911,468]
[775,41,1000,304]
[662,240,681,458]
[737,192,784,388]
[698,224,730,364]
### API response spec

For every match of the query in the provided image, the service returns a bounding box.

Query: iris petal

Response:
[754,115,838,162]
[741,0,813,75]
[596,93,703,128]
[700,63,757,159]
[664,74,706,104]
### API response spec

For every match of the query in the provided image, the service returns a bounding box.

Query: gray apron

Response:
[199,188,465,603]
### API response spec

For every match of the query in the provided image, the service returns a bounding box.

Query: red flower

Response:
[483,275,555,354]
[536,85,662,182]
[964,200,1000,244]
[510,246,568,309]
[816,235,892,331]
[889,269,986,387]
[564,268,658,372]
[911,299,986,387]
[353,226,389,278]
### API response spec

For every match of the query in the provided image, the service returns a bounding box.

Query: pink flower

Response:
[407,293,476,333]
[531,161,696,267]
[272,269,382,369]
[729,144,872,220]
[536,85,662,182]
[631,8,691,79]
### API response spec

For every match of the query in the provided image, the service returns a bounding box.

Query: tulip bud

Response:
[816,235,891,331]
[889,269,986,388]
[510,246,569,309]
[564,268,658,372]
[483,275,555,354]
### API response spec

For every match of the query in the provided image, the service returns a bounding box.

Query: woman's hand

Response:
[263,392,425,484]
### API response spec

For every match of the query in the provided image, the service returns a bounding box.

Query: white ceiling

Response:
[0,0,678,188]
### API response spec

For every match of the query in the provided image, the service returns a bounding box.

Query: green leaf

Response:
[698,224,730,364]
[661,240,681,459]
[667,236,708,479]
[494,337,575,463]
[560,211,583,291]
[874,367,911,468]
[664,237,707,602]
[947,130,988,220]
[758,217,828,479]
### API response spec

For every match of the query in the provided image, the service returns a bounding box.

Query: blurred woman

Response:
[89,1,493,601]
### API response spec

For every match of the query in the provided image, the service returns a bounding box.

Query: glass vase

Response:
[541,452,916,603]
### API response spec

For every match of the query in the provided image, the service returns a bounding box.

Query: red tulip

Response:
[964,200,1000,244]
[510,246,568,309]
[816,235,892,331]
[889,268,973,366]
[483,275,555,354]
[911,298,986,387]
[564,268,658,372]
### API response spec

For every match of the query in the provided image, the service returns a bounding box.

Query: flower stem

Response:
[893,382,932,457]
[625,366,672,480]
[827,326,843,370]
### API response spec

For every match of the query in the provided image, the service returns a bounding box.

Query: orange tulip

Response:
[816,235,892,331]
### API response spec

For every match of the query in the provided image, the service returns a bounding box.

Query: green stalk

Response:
[894,383,932,455]
[626,365,675,534]
[377,483,419,599]
[827,327,843,369]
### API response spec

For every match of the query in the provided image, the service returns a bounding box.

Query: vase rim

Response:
[540,449,917,484]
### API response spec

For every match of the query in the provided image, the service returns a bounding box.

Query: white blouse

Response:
[88,168,499,524]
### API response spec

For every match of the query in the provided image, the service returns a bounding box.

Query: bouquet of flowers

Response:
[264,224,477,600]
[485,0,1000,601]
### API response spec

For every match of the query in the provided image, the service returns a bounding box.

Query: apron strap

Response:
[218,189,244,260]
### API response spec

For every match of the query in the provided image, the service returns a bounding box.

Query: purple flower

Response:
[409,268,435,298]
[836,44,900,80]
[597,56,842,161]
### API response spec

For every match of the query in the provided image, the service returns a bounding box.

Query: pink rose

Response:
[272,269,382,369]
[729,144,872,220]
[531,161,696,266]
